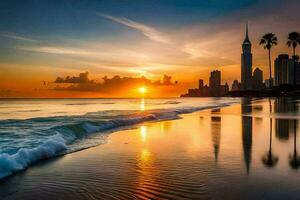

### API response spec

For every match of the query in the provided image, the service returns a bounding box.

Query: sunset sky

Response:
[0,0,299,98]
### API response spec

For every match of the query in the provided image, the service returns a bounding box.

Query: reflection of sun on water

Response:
[140,98,145,111]
[140,148,151,163]
[140,126,147,142]
[138,86,147,110]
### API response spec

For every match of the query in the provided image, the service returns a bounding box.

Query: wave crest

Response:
[0,101,236,180]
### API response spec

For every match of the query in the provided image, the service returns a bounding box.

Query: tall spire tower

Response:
[241,23,253,90]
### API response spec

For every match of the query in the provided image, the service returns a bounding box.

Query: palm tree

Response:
[260,33,278,88]
[287,32,300,88]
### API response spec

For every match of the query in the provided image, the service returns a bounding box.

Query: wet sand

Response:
[1,98,300,200]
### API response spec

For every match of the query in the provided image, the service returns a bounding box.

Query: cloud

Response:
[52,72,177,93]
[0,32,37,42]
[54,72,94,84]
[17,45,96,56]
[100,14,172,44]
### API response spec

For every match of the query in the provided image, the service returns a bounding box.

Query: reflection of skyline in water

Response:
[2,98,300,199]
[241,98,253,174]
[203,98,299,173]
[211,111,221,162]
[274,98,299,141]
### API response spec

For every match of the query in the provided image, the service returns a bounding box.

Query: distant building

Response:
[231,80,241,91]
[187,88,201,97]
[210,70,221,96]
[180,70,228,97]
[198,79,204,90]
[219,83,229,95]
[252,67,264,90]
[241,24,253,90]
[198,79,204,96]
[265,78,274,88]
[203,85,211,96]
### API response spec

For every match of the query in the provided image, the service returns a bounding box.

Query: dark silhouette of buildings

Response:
[181,70,229,97]
[274,54,300,86]
[252,67,264,90]
[264,78,274,88]
[231,80,241,91]
[181,25,300,98]
[241,24,253,90]
[240,25,266,91]
[274,98,299,140]
[209,70,221,96]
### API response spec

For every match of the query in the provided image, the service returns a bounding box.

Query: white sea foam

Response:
[0,133,67,179]
[0,100,237,180]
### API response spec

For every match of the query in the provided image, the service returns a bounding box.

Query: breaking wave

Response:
[0,101,236,180]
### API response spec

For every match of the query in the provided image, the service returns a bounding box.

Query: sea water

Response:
[0,98,239,179]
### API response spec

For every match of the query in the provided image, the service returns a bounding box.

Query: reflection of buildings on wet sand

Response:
[290,119,300,170]
[211,109,221,162]
[241,98,253,174]
[274,98,299,140]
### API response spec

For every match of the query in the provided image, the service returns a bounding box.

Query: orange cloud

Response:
[51,72,178,97]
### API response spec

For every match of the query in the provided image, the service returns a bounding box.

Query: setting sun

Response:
[138,87,147,94]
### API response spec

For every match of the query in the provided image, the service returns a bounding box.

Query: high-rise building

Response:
[274,54,300,86]
[241,24,252,90]
[181,70,229,97]
[274,54,291,86]
[289,59,300,85]
[198,79,204,90]
[252,67,264,89]
[209,70,221,88]
[209,70,221,96]
[296,62,300,85]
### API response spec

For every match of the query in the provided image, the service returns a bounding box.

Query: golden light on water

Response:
[140,98,145,110]
[140,126,147,142]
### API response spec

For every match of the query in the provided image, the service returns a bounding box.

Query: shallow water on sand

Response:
[0,98,238,179]
[1,97,300,200]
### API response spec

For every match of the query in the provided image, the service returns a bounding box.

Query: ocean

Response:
[0,98,239,179]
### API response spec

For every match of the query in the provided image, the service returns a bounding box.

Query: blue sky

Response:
[0,0,299,97]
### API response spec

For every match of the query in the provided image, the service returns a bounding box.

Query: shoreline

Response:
[0,100,239,181]
[1,98,300,200]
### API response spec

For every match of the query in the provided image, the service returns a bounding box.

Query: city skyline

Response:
[1,0,300,98]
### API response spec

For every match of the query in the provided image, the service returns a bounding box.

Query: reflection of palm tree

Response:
[287,32,300,88]
[262,99,278,167]
[289,120,300,169]
[259,33,278,87]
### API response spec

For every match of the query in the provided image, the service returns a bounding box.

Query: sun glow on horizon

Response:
[138,87,147,94]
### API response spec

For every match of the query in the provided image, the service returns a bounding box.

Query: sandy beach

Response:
[1,98,300,200]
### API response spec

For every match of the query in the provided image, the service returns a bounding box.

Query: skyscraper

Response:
[209,70,221,88]
[274,54,298,86]
[209,70,221,96]
[274,54,289,86]
[241,24,252,90]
